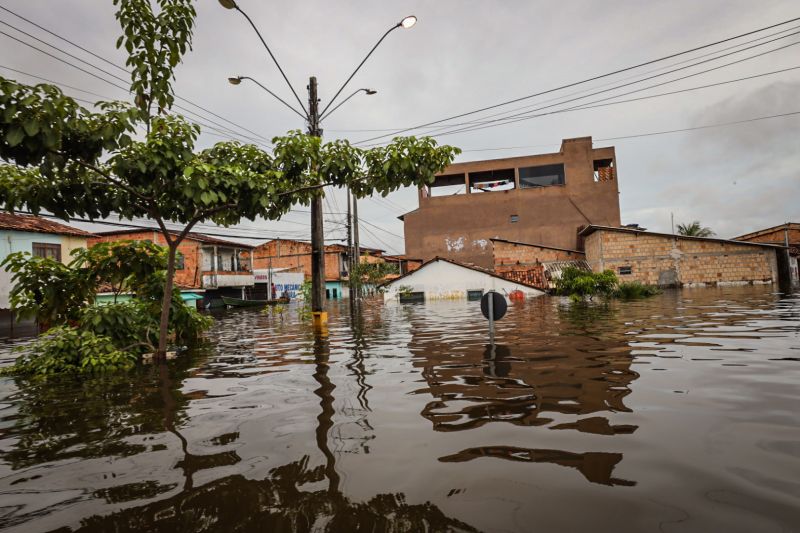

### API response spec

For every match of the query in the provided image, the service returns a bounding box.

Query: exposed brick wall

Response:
[493,240,584,270]
[584,230,778,287]
[88,231,202,289]
[252,240,346,281]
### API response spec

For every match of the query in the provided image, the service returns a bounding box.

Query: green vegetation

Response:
[350,257,399,293]
[676,220,715,237]
[614,281,661,300]
[554,266,660,301]
[0,241,209,377]
[0,0,459,358]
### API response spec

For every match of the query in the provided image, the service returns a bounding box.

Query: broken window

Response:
[618,266,632,275]
[469,168,515,193]
[427,173,467,197]
[593,159,615,182]
[519,164,565,188]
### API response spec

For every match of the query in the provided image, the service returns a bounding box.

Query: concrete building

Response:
[0,213,94,331]
[382,257,544,302]
[580,225,785,288]
[90,229,254,307]
[402,137,621,269]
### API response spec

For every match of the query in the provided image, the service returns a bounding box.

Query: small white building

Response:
[382,257,544,302]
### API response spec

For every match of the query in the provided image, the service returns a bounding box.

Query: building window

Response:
[469,168,516,193]
[32,242,61,261]
[175,252,185,270]
[618,266,632,275]
[428,173,467,197]
[519,164,565,188]
[467,289,484,301]
[510,214,519,223]
[593,159,615,182]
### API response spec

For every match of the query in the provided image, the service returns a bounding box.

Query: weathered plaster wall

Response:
[404,138,621,268]
[0,231,89,308]
[584,230,779,287]
[383,260,543,301]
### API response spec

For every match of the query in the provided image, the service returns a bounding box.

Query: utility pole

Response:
[307,76,327,326]
[346,187,354,301]
[352,190,360,299]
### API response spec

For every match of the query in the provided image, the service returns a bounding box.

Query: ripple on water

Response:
[0,287,798,532]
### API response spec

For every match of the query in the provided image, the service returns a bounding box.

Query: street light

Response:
[319,88,377,122]
[227,75,308,119]
[400,15,417,29]
[221,3,417,323]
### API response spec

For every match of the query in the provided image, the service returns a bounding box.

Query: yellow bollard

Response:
[312,311,328,328]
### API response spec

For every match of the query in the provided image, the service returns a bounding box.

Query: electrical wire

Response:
[0,5,270,144]
[353,15,800,144]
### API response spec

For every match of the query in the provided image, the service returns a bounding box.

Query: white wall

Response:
[383,260,543,301]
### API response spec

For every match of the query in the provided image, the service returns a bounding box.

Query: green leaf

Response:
[5,127,25,147]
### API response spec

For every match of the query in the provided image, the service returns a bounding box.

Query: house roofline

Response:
[579,225,787,249]
[489,237,585,255]
[381,256,545,290]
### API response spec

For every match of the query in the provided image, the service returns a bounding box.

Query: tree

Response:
[676,220,715,237]
[0,0,459,357]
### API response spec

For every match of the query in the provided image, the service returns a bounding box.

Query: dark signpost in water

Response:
[481,291,507,344]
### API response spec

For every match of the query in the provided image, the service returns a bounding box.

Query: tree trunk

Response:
[156,242,178,358]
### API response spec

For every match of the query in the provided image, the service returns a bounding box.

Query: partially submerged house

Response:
[734,223,799,287]
[580,225,789,288]
[382,257,544,302]
[90,229,255,307]
[401,137,621,268]
[491,238,587,289]
[0,213,94,331]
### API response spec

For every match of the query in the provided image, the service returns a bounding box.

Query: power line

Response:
[0,5,270,144]
[354,15,800,144]
[458,110,800,153]
[425,37,800,139]
[373,34,800,142]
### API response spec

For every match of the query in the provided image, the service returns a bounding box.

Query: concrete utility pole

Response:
[307,76,326,325]
[352,190,360,299]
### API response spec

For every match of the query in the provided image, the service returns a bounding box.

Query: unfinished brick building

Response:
[580,225,784,287]
[401,137,620,269]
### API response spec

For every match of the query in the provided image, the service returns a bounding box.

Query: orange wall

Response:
[252,240,346,281]
[88,231,203,289]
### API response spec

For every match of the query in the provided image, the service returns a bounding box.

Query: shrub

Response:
[554,267,618,301]
[614,281,661,299]
[1,326,137,377]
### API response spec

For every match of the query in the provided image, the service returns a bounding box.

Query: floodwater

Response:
[0,286,799,532]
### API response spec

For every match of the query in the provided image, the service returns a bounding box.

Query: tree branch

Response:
[55,151,154,203]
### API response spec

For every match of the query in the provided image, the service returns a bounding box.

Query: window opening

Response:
[510,215,519,223]
[32,242,61,262]
[467,289,484,301]
[593,159,615,182]
[618,266,632,275]
[428,173,467,197]
[519,164,565,188]
[469,168,515,193]
[175,252,185,270]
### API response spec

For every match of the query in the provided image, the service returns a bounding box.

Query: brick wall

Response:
[493,240,584,272]
[252,240,346,281]
[89,231,202,289]
[584,230,778,287]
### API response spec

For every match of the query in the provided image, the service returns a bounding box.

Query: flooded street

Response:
[1,286,799,532]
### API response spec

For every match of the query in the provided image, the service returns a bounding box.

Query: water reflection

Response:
[0,287,798,532]
[75,455,478,532]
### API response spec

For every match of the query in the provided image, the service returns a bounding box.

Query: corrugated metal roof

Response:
[0,213,94,237]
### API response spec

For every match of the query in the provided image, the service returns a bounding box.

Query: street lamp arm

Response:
[319,24,399,117]
[234,76,308,120]
[319,88,374,122]
[233,5,309,118]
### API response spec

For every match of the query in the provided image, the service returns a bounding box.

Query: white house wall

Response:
[383,260,543,301]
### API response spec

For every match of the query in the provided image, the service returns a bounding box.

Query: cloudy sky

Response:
[2,0,798,252]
